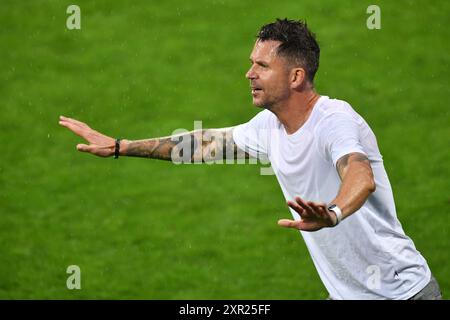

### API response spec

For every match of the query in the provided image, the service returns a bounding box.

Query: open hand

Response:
[59,115,115,157]
[278,196,337,232]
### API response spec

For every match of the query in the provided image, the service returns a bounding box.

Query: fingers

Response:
[287,197,315,219]
[59,115,89,132]
[59,120,87,139]
[59,115,93,141]
[294,196,328,218]
[59,115,89,129]
[278,219,320,232]
[306,200,328,219]
[76,143,93,153]
[283,196,331,232]
[295,196,314,212]
[287,200,305,216]
[278,219,301,229]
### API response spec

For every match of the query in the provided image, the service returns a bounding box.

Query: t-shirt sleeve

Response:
[232,110,271,160]
[316,112,367,167]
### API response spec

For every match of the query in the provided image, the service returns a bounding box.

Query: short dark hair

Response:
[257,18,320,83]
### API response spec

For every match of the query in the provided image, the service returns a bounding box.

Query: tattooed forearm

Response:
[123,128,249,162]
[336,152,371,180]
[125,137,176,160]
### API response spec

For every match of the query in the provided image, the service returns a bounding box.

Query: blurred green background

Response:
[0,0,448,299]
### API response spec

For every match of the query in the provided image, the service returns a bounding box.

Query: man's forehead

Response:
[250,40,281,60]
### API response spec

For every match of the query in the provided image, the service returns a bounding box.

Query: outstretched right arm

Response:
[59,116,249,162]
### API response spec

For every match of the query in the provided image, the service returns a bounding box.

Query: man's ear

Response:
[290,68,306,89]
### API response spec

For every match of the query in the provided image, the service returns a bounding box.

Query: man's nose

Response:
[246,66,257,80]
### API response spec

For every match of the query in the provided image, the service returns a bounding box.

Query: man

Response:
[60,19,441,300]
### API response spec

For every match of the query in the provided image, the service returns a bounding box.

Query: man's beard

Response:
[255,91,290,111]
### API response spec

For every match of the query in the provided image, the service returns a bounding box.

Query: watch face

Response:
[328,204,336,210]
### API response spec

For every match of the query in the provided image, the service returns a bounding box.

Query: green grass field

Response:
[1,0,449,299]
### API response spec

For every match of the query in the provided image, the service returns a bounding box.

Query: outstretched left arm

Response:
[278,152,376,232]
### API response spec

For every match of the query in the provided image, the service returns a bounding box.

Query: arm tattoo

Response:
[125,137,176,160]
[336,152,370,180]
[202,128,250,162]
[125,128,249,162]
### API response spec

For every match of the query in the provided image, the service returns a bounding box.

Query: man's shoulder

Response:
[314,96,364,125]
[316,96,356,117]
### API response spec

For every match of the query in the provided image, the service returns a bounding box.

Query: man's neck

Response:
[270,90,321,135]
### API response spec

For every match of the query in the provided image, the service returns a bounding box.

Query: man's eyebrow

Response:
[249,58,269,66]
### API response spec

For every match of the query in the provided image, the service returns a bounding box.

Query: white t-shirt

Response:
[233,95,431,300]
